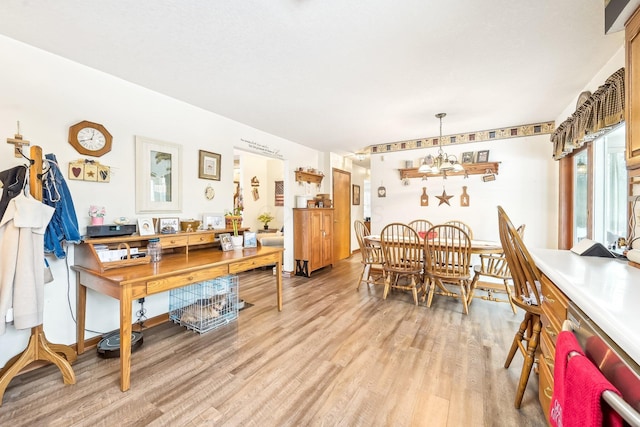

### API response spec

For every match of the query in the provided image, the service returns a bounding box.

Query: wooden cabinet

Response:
[626,7,640,169]
[293,208,334,276]
[538,274,569,424]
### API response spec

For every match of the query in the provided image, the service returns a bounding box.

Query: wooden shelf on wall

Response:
[295,170,324,185]
[398,162,500,179]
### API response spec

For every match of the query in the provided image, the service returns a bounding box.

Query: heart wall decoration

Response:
[68,159,111,183]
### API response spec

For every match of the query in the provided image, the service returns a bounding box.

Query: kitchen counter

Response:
[530,248,640,364]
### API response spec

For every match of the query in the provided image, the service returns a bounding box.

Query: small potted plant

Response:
[225,207,243,230]
[89,205,106,225]
[225,208,244,248]
[257,212,275,230]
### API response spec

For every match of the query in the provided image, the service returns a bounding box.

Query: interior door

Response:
[332,168,351,261]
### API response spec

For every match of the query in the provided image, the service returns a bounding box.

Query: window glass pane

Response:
[593,125,626,246]
[573,150,589,245]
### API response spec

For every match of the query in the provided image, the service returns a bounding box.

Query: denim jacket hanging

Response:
[42,153,81,258]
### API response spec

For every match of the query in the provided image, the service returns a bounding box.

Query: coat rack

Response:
[0,145,76,406]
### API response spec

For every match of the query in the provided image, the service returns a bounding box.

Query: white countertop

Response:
[530,248,640,364]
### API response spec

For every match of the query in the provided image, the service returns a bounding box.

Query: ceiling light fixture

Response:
[418,113,464,176]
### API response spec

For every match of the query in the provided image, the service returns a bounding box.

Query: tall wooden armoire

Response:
[293,208,334,277]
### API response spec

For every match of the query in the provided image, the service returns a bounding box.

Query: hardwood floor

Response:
[0,256,546,426]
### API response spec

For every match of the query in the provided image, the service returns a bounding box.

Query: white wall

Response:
[0,35,327,365]
[370,134,559,249]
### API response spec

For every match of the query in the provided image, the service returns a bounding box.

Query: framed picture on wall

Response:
[352,184,360,205]
[461,151,475,164]
[198,150,221,181]
[476,150,490,163]
[135,136,182,213]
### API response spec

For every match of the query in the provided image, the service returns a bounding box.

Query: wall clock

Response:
[68,120,112,157]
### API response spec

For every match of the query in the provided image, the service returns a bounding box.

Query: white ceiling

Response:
[0,1,624,163]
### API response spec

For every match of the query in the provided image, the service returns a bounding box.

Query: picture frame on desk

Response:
[137,217,155,236]
[202,212,225,230]
[219,233,233,251]
[158,217,179,234]
[243,231,257,248]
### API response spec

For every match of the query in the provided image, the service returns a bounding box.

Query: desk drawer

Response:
[229,252,280,273]
[539,348,554,425]
[541,275,568,322]
[147,265,229,294]
[188,233,216,246]
[541,310,560,347]
[540,330,555,376]
[159,235,189,249]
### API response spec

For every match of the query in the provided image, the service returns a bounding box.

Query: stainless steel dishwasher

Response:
[566,302,640,426]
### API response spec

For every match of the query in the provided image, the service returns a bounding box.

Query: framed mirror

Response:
[135,136,182,213]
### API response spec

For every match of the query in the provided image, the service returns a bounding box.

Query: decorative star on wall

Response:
[436,189,453,206]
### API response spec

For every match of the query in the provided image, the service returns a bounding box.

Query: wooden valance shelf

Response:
[295,170,324,185]
[398,162,500,179]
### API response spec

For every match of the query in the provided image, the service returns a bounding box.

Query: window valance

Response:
[551,68,625,160]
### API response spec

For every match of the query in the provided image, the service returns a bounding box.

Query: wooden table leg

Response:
[76,274,87,354]
[119,285,132,392]
[276,261,282,311]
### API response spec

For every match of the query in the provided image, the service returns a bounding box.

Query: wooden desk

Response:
[72,245,284,391]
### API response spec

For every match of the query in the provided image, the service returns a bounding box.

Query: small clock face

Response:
[77,127,107,151]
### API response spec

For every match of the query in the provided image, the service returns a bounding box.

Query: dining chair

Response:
[443,220,473,239]
[467,224,526,314]
[380,223,423,305]
[423,224,472,314]
[408,219,434,238]
[354,220,384,290]
[497,206,542,409]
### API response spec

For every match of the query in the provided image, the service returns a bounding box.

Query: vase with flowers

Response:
[89,205,106,225]
[257,212,275,230]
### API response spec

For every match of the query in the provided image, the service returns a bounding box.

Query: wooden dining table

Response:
[365,235,503,255]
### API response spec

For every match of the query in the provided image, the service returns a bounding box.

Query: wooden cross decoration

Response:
[6,121,30,158]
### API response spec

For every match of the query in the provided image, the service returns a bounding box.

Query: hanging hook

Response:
[17,147,34,165]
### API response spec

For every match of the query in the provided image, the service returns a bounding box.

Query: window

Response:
[571,124,627,247]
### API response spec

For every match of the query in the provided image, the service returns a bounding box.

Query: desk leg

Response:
[119,285,132,392]
[276,261,282,311]
[76,273,87,354]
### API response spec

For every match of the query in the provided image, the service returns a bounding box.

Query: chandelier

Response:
[418,113,464,175]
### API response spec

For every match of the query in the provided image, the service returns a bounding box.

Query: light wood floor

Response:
[0,256,546,426]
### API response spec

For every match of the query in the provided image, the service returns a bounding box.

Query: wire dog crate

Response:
[169,275,238,334]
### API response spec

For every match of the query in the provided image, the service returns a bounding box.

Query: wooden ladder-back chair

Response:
[380,223,423,305]
[444,220,474,239]
[354,220,384,289]
[468,224,526,314]
[423,224,473,314]
[497,206,542,409]
[408,219,434,238]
